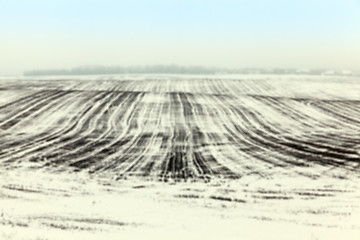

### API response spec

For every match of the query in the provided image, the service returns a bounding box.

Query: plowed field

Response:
[1,75,360,240]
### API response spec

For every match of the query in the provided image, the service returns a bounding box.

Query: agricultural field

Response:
[1,75,360,239]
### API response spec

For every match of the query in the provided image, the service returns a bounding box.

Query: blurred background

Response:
[1,0,360,76]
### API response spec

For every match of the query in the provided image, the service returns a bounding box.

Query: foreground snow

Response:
[1,168,360,240]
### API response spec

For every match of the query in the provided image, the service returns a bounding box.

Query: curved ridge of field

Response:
[1,75,360,239]
[1,75,359,179]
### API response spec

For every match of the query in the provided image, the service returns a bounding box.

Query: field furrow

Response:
[0,76,359,180]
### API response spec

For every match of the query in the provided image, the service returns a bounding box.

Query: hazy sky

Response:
[1,0,360,75]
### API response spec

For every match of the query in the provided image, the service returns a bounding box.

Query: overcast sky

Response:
[1,0,360,75]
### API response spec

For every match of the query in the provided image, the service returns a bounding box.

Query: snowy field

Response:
[0,75,360,239]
